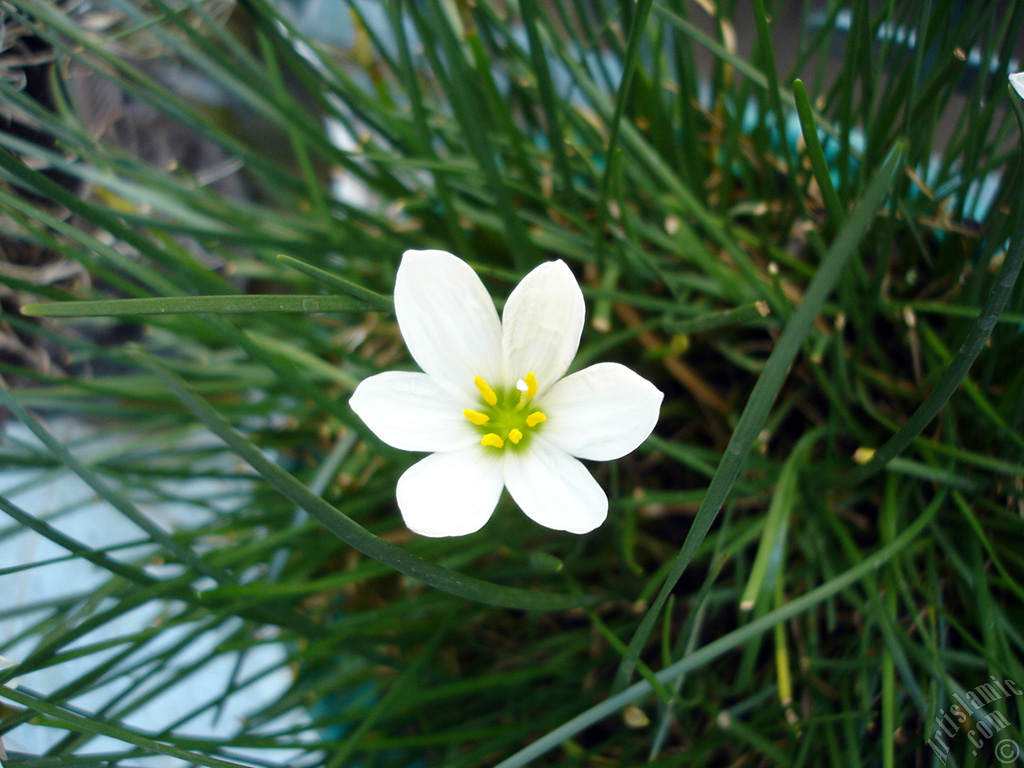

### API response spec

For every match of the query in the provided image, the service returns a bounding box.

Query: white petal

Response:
[501,260,585,394]
[394,250,503,394]
[350,371,477,452]
[397,448,504,537]
[1012,72,1024,101]
[538,362,663,461]
[504,438,607,534]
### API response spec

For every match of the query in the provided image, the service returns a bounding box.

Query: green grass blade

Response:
[614,140,906,690]
[141,352,591,611]
[794,78,846,226]
[0,496,156,587]
[494,489,943,768]
[22,295,372,317]
[842,97,1024,486]
[0,385,225,583]
[593,0,654,259]
[277,254,395,311]
[0,686,254,768]
[738,428,822,612]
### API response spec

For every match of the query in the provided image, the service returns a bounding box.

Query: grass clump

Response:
[0,1,1022,766]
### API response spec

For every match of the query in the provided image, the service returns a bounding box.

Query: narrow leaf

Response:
[615,141,906,689]
[22,295,372,317]
[141,352,591,612]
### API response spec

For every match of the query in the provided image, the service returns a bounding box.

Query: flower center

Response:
[462,373,547,450]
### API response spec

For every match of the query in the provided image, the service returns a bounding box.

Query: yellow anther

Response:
[508,428,523,444]
[525,411,547,428]
[524,372,538,399]
[463,409,490,426]
[474,376,498,406]
[481,433,504,449]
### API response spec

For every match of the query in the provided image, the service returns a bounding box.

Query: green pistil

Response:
[464,378,546,451]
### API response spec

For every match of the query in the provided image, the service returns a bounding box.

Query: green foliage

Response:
[1,0,1022,766]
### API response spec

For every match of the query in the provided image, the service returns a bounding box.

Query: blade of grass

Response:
[750,0,796,180]
[738,427,821,611]
[614,140,905,690]
[0,385,225,583]
[0,686,254,768]
[519,0,578,211]
[382,0,473,257]
[140,351,591,611]
[794,79,845,227]
[323,618,453,768]
[661,302,771,335]
[899,300,1024,326]
[277,254,394,311]
[592,0,654,262]
[840,89,1024,486]
[22,295,372,317]
[406,0,537,269]
[0,496,156,588]
[494,488,943,768]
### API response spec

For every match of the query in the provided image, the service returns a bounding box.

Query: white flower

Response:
[1012,72,1024,101]
[350,250,663,537]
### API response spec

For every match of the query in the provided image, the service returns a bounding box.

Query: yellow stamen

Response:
[508,428,523,444]
[481,433,504,449]
[525,411,547,428]
[463,409,490,425]
[524,372,538,399]
[474,376,498,406]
